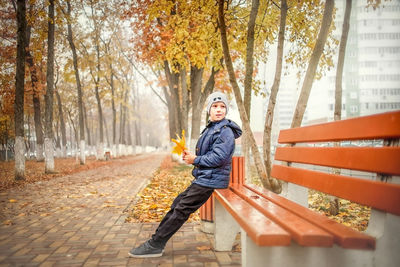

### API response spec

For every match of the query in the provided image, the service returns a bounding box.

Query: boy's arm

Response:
[193,129,234,168]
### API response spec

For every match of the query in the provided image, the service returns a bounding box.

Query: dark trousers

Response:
[150,183,214,247]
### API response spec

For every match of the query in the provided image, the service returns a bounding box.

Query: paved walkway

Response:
[0,153,240,266]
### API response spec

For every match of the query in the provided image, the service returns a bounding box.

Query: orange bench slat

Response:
[271,165,400,216]
[214,189,291,246]
[244,184,376,250]
[275,146,400,176]
[200,197,214,222]
[229,184,333,247]
[278,111,400,143]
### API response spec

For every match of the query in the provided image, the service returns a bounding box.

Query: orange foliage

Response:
[0,1,48,140]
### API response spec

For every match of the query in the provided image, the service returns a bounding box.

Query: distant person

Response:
[129,91,242,258]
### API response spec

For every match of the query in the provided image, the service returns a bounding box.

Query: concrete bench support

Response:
[214,197,240,251]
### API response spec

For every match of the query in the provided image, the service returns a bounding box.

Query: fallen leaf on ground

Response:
[3,220,13,225]
[125,156,199,223]
[308,190,371,232]
[197,246,211,251]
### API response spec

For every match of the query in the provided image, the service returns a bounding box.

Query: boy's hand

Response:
[182,150,196,164]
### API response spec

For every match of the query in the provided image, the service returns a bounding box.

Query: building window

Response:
[350,105,358,113]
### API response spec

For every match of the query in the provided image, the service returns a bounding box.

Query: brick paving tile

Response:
[0,153,242,266]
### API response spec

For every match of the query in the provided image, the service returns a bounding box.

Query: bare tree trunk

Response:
[67,110,78,158]
[44,0,55,173]
[83,104,91,147]
[26,114,31,157]
[189,67,216,150]
[264,0,288,179]
[335,0,351,122]
[55,119,61,157]
[119,89,128,154]
[103,116,110,147]
[131,81,140,147]
[32,88,44,161]
[243,0,259,184]
[55,90,67,157]
[55,90,66,157]
[25,14,44,162]
[189,66,203,149]
[110,70,117,155]
[66,1,85,165]
[164,61,182,137]
[218,0,280,192]
[88,1,104,160]
[180,68,189,140]
[328,0,352,216]
[54,59,66,157]
[94,47,104,159]
[291,0,334,128]
[14,0,27,180]
[4,121,10,162]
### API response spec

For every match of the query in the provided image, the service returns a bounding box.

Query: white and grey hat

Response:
[207,92,229,115]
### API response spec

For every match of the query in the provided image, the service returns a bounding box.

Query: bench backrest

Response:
[272,111,400,216]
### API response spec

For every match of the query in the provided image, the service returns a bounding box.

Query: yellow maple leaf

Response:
[171,130,187,155]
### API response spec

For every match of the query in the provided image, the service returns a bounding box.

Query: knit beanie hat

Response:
[207,91,229,115]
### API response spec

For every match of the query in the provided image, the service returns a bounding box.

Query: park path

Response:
[0,153,240,266]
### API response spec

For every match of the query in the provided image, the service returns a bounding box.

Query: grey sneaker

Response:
[128,240,164,258]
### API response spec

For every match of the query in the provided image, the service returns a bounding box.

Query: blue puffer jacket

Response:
[192,119,242,189]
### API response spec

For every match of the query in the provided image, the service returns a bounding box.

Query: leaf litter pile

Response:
[308,190,371,232]
[125,156,200,223]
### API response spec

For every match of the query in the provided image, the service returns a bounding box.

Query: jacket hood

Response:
[208,119,242,139]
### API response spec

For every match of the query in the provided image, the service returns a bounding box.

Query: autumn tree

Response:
[219,0,279,191]
[54,61,67,157]
[79,0,120,160]
[44,0,55,173]
[218,0,338,191]
[291,0,335,128]
[0,2,16,161]
[124,0,224,146]
[25,2,46,162]
[335,0,352,122]
[61,0,86,164]
[101,33,119,155]
[14,0,27,180]
[263,0,288,179]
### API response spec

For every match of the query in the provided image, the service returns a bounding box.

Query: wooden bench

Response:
[212,111,400,267]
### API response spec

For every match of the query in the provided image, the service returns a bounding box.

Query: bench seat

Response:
[214,189,290,247]
[243,184,376,249]
[230,184,334,247]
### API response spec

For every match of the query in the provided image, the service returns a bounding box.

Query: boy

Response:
[129,91,242,258]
